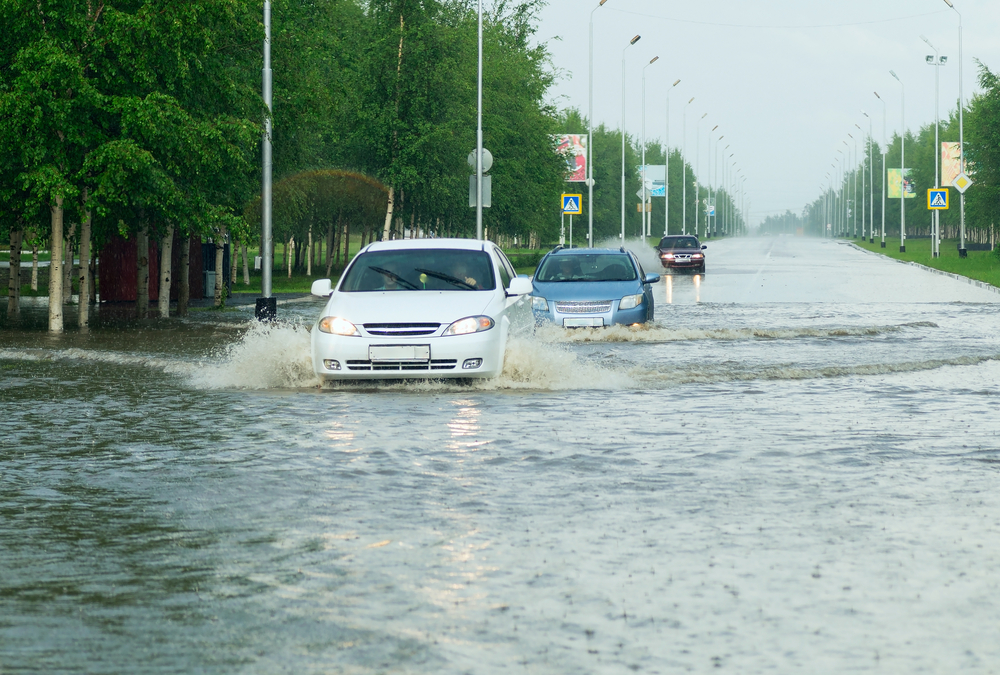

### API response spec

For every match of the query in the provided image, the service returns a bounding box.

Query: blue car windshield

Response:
[340,249,496,291]
[535,254,637,283]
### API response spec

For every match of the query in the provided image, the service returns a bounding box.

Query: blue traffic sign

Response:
[927,189,949,210]
[561,194,583,214]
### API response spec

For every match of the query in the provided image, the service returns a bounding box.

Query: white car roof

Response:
[363,238,490,253]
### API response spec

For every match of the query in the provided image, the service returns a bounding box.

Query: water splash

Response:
[535,321,934,344]
[185,321,319,390]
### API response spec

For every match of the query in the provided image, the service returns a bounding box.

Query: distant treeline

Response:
[769,60,1000,249]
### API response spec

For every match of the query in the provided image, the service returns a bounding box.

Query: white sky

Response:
[532,0,1000,225]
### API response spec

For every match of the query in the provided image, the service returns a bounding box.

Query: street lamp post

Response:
[587,0,609,249]
[890,70,906,252]
[256,0,275,321]
[855,124,866,242]
[476,0,484,240]
[875,91,887,247]
[696,112,707,237]
[712,133,722,237]
[640,56,659,243]
[862,111,874,243]
[664,79,680,237]
[943,0,966,256]
[849,132,859,238]
[682,97,694,235]
[922,35,947,258]
[620,35,641,244]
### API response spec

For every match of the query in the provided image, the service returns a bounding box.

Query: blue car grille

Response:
[555,300,613,314]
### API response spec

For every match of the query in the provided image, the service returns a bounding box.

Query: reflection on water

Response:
[4,240,1000,673]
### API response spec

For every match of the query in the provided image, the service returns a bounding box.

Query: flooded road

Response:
[3,236,1000,673]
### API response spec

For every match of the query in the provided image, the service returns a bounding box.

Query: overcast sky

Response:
[531,0,1000,225]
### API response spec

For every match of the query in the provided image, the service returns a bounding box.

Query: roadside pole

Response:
[256,0,276,321]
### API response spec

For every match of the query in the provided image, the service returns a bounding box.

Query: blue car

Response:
[530,247,660,327]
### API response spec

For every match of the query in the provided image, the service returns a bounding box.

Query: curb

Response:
[847,242,1000,296]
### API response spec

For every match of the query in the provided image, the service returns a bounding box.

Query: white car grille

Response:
[345,359,457,372]
[363,323,440,337]
[555,301,613,314]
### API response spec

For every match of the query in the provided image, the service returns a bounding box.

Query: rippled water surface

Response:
[3,237,1000,673]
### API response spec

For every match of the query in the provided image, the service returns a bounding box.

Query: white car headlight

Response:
[318,316,360,336]
[619,294,644,310]
[443,316,495,336]
[531,296,549,311]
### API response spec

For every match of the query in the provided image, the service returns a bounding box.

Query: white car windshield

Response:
[535,254,637,283]
[340,249,496,292]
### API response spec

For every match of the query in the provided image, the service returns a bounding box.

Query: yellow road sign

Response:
[561,194,583,214]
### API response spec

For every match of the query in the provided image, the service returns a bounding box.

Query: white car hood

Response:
[324,290,495,324]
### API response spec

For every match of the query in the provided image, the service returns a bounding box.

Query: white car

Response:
[310,238,533,381]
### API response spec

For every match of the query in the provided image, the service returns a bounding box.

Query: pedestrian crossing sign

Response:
[561,194,583,214]
[927,189,949,210]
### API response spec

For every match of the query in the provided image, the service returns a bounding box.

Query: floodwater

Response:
[2,236,1000,673]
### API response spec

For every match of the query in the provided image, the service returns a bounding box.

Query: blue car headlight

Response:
[619,294,644,310]
[531,296,549,311]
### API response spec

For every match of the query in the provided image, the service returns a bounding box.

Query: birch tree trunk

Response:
[342,219,349,265]
[229,238,237,291]
[7,228,22,317]
[88,255,96,305]
[177,234,190,316]
[31,244,38,291]
[214,229,226,307]
[287,236,294,279]
[382,186,395,241]
[307,227,313,276]
[326,220,334,277]
[136,226,149,318]
[331,216,341,271]
[63,222,75,304]
[157,224,174,318]
[48,196,64,333]
[242,243,249,285]
[78,207,92,327]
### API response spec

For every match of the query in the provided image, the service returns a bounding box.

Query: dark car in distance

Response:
[657,235,706,273]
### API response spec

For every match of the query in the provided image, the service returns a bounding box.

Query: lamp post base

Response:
[899,245,906,253]
[958,248,968,258]
[255,297,277,321]
[869,238,874,244]
[880,241,886,248]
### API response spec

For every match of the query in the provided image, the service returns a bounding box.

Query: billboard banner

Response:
[887,168,916,199]
[553,134,588,182]
[637,165,666,197]
[941,142,964,186]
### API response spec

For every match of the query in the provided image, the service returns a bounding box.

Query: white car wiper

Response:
[369,266,419,290]
[414,268,477,290]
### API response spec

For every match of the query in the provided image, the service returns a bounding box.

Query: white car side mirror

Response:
[506,277,533,296]
[311,279,333,297]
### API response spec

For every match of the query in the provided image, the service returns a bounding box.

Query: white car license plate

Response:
[369,345,431,362]
[563,317,604,328]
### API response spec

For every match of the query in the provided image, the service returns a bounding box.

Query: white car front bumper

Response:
[311,327,506,380]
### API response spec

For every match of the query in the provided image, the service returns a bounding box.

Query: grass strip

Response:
[852,236,1000,290]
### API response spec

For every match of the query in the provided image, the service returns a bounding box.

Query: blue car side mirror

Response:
[643,273,660,285]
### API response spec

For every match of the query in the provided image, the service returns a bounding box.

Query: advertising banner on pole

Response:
[887,168,916,199]
[636,165,666,197]
[941,142,964,187]
[553,134,588,182]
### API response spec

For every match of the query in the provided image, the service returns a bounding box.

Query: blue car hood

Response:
[531,279,641,301]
